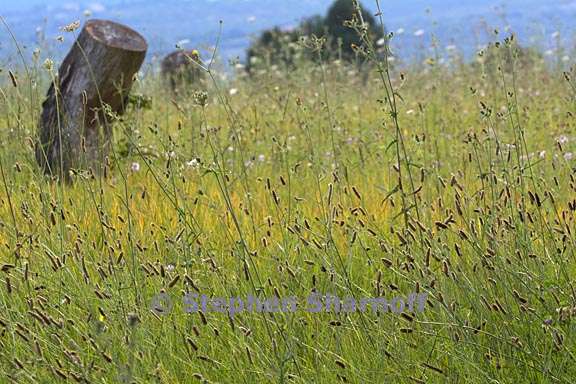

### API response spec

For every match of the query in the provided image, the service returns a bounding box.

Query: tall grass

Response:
[0,9,575,383]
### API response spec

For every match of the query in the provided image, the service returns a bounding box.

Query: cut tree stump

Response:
[161,49,206,93]
[35,19,147,181]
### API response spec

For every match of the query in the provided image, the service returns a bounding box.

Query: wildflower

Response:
[192,90,208,107]
[564,152,574,161]
[43,58,54,71]
[130,162,140,172]
[166,264,175,272]
[229,88,238,96]
[539,150,546,159]
[376,38,386,46]
[556,135,569,144]
[176,39,190,49]
[61,21,80,33]
[187,159,200,168]
[258,154,265,162]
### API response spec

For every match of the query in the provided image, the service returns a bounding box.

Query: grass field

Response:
[1,26,576,383]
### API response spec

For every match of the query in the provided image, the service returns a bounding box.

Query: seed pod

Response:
[8,70,18,88]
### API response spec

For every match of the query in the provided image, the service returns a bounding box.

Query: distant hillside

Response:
[2,0,576,67]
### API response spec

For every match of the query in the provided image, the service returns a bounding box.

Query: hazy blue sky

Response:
[2,0,575,63]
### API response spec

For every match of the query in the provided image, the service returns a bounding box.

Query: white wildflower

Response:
[229,88,238,96]
[61,20,80,33]
[187,159,200,168]
[176,39,190,48]
[564,152,574,161]
[43,58,54,71]
[130,162,140,172]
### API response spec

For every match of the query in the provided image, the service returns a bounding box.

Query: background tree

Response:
[300,15,326,38]
[323,0,384,60]
[245,27,302,73]
[245,0,386,72]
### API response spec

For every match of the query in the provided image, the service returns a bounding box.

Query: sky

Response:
[1,0,576,65]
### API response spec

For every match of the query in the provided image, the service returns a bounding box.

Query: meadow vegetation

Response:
[1,4,576,383]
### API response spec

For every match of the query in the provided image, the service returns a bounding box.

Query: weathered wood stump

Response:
[35,19,147,180]
[161,49,206,93]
